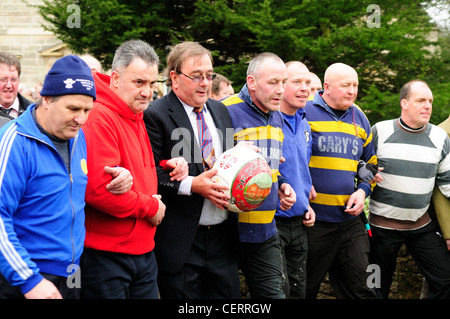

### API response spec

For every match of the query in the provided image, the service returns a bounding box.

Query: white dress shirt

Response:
[177,98,228,226]
[0,97,20,118]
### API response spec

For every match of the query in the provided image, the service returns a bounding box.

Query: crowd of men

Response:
[0,39,449,299]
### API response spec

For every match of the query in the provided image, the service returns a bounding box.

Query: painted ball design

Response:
[212,146,272,213]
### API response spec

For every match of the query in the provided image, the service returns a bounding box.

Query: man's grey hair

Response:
[111,40,159,71]
[247,52,284,77]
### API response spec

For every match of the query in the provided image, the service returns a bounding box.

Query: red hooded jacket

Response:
[83,72,159,254]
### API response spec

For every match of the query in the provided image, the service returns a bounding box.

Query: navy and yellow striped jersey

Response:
[305,92,377,223]
[222,85,284,243]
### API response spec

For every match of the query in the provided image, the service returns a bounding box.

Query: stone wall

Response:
[0,0,71,90]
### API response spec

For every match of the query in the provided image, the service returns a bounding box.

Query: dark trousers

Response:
[306,216,378,299]
[239,232,286,299]
[0,272,80,299]
[80,249,158,299]
[276,216,308,299]
[158,221,241,299]
[370,221,450,299]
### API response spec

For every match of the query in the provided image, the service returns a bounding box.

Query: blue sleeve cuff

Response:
[357,182,372,198]
[278,175,288,187]
[20,273,44,295]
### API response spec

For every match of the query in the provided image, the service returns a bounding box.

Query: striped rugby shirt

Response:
[370,118,450,226]
[304,92,377,223]
[222,85,285,243]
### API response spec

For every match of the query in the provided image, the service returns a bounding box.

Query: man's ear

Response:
[323,82,331,95]
[170,70,179,90]
[246,75,256,91]
[400,98,408,111]
[110,71,120,89]
[41,96,51,109]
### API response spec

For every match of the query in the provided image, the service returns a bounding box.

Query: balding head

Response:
[322,63,359,110]
[247,52,285,78]
[309,72,322,97]
[285,61,308,71]
[80,54,103,73]
[324,63,357,84]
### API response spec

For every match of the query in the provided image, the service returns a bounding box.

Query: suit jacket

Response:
[143,90,237,273]
[0,93,33,127]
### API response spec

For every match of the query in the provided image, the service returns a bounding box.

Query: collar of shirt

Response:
[0,96,20,118]
[314,91,352,121]
[239,84,273,123]
[178,97,208,115]
[177,97,222,148]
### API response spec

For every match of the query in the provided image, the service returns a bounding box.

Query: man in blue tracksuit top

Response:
[275,61,316,299]
[0,55,131,299]
[222,52,296,299]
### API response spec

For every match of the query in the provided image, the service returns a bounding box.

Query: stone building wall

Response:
[0,0,71,92]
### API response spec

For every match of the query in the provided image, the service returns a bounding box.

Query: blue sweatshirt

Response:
[222,85,286,243]
[0,105,87,294]
[276,108,313,218]
[305,91,376,223]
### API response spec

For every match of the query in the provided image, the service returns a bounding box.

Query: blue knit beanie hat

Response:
[40,55,96,100]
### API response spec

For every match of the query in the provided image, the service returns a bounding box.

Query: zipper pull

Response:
[70,174,73,183]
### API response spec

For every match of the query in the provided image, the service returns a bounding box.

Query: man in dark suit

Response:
[144,41,241,299]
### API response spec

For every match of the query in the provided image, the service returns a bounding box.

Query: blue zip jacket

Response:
[276,108,313,218]
[0,104,87,294]
[222,85,286,243]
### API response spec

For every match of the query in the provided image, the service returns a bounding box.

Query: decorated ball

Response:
[211,146,272,213]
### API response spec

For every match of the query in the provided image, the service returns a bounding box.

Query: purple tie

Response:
[194,106,216,170]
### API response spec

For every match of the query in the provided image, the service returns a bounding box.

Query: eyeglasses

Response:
[179,72,216,83]
[0,78,19,85]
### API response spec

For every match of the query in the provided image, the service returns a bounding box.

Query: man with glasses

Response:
[144,41,241,298]
[0,52,33,126]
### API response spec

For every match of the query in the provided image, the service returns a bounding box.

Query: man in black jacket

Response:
[144,41,240,299]
[0,51,33,126]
